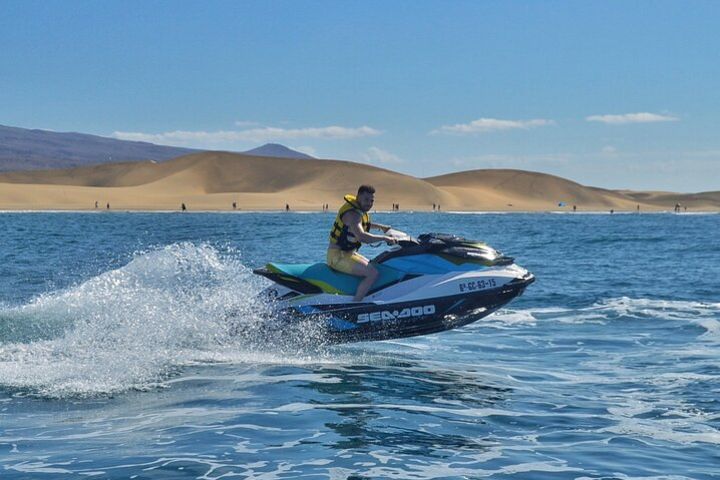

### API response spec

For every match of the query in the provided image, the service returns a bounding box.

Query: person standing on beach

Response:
[327,185,396,301]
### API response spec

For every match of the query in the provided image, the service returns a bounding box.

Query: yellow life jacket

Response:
[329,194,371,251]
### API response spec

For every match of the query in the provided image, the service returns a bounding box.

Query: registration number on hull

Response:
[357,305,436,324]
[458,278,497,292]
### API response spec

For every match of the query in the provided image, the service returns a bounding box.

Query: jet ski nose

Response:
[504,263,529,277]
[497,263,535,289]
[510,270,535,291]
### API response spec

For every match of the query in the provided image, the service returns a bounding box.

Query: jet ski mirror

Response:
[369,229,416,249]
[386,228,410,240]
[385,229,418,247]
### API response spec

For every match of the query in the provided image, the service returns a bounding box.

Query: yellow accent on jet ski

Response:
[306,279,345,295]
[264,262,405,296]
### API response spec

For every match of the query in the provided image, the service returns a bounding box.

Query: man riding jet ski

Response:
[326,185,397,301]
[253,185,534,343]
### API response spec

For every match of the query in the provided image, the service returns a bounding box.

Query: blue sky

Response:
[1,0,719,192]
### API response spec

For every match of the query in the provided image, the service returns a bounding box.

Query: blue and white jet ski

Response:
[253,231,534,343]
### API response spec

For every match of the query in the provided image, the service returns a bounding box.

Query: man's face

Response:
[357,191,375,212]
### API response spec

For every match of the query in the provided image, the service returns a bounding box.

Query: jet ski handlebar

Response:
[385,228,418,247]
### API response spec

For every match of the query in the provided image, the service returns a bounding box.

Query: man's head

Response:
[356,185,375,212]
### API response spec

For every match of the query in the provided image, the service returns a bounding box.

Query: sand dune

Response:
[0,152,717,211]
[426,169,646,210]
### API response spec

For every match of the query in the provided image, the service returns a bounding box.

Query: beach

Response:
[1,152,718,212]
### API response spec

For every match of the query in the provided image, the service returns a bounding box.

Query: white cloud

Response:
[585,112,679,124]
[362,147,404,165]
[431,118,555,135]
[112,125,382,148]
[234,120,263,127]
[292,145,318,157]
[601,145,618,154]
[448,153,573,169]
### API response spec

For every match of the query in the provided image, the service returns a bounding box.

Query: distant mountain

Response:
[0,124,315,171]
[242,143,315,159]
[0,124,199,171]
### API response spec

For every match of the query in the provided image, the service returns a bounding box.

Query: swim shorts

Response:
[327,248,366,275]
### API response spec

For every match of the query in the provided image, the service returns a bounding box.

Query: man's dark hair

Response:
[357,185,375,196]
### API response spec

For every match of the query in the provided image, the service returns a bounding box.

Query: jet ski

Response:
[252,231,534,343]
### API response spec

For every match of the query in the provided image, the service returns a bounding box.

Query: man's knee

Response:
[354,264,377,279]
[365,266,379,279]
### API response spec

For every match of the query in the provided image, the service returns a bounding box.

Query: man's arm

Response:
[345,211,395,244]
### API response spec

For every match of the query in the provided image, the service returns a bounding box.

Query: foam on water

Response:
[494,297,720,337]
[3,239,718,400]
[0,243,335,398]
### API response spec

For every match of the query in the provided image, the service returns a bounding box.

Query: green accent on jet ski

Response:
[265,262,405,295]
[265,264,306,285]
[306,279,345,295]
[286,294,315,304]
[266,264,282,274]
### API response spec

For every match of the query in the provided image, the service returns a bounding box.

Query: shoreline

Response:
[0,208,717,215]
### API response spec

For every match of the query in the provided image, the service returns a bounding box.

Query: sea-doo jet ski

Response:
[253,231,534,343]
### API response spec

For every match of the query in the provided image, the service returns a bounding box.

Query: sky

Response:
[1,0,719,192]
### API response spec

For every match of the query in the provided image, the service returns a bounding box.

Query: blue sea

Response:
[0,211,718,479]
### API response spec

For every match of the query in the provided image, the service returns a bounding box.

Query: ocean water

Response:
[0,211,718,479]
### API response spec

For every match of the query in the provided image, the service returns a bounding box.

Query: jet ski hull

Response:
[266,272,534,343]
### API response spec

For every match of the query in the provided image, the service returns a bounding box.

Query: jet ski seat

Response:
[264,262,405,295]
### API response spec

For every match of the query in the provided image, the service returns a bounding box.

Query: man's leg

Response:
[327,249,378,302]
[350,257,379,302]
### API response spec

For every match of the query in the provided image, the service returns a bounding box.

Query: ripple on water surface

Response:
[0,213,719,479]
